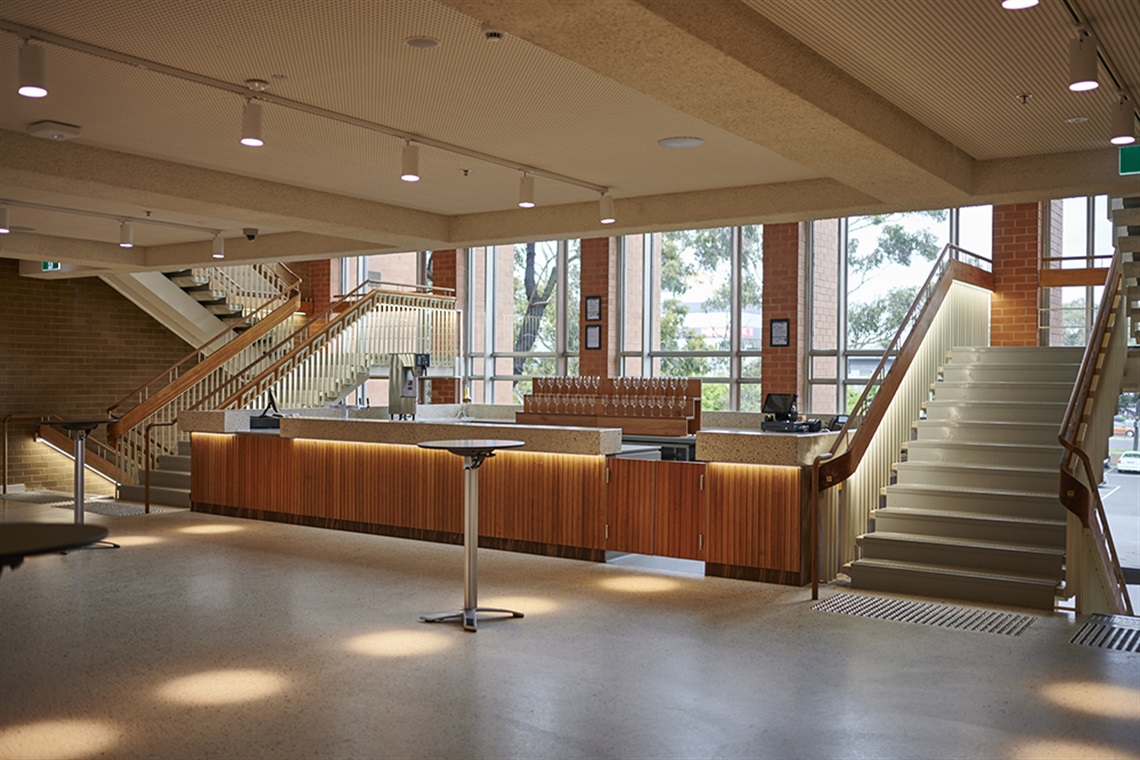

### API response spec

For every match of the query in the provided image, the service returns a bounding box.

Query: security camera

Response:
[480,20,504,41]
[243,227,258,241]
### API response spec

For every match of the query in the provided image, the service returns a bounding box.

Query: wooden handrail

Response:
[1056,252,1132,615]
[106,286,300,419]
[810,245,994,598]
[106,295,300,442]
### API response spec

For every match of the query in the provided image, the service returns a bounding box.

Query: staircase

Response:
[847,345,1084,609]
[166,270,247,325]
[119,441,191,507]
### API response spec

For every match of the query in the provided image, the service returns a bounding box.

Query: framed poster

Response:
[770,318,790,347]
[585,324,602,350]
[585,295,602,321]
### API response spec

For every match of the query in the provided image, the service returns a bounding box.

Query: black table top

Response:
[0,523,110,571]
[55,419,119,432]
[417,439,525,457]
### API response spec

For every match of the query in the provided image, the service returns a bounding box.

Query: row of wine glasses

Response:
[535,376,602,395]
[533,377,690,396]
[611,377,688,394]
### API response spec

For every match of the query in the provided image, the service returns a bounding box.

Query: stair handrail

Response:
[106,295,301,442]
[811,244,995,598]
[189,278,456,413]
[1056,252,1133,615]
[106,283,301,420]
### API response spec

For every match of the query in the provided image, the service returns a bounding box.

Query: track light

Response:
[1069,29,1098,92]
[400,141,420,182]
[119,221,133,248]
[1000,0,1038,8]
[0,206,9,234]
[18,42,47,98]
[1111,94,1137,146]
[212,234,225,259]
[240,99,264,147]
[518,173,535,208]
[599,192,615,225]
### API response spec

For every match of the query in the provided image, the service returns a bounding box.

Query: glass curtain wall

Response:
[1046,196,1110,347]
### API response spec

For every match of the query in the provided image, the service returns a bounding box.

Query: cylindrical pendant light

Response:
[1069,30,1098,92]
[599,192,615,224]
[119,221,133,248]
[518,173,535,208]
[18,42,47,98]
[212,234,225,259]
[1111,95,1137,146]
[400,141,420,182]
[0,206,10,234]
[1000,0,1038,9]
[240,100,264,147]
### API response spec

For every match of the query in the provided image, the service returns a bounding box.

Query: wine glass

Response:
[655,396,665,417]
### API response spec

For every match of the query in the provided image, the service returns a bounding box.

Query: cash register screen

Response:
[761,393,797,420]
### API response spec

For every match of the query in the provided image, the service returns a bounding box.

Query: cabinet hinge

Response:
[699,473,705,491]
[604,523,609,540]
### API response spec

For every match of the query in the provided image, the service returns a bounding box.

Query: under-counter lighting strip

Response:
[0,19,611,198]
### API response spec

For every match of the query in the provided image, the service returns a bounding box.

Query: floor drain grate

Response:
[1070,614,1140,653]
[1,490,75,504]
[50,499,179,516]
[812,593,1035,636]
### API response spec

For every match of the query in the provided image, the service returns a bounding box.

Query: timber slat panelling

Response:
[706,463,802,572]
[655,461,705,560]
[606,458,657,554]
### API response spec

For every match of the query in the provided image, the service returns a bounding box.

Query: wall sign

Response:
[585,295,602,321]
[770,318,790,347]
[585,324,602,350]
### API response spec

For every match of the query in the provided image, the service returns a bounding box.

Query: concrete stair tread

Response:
[895,461,1054,475]
[905,440,1060,452]
[884,483,1056,500]
[915,419,1057,430]
[860,531,1064,556]
[924,400,1067,408]
[935,380,1074,387]
[874,506,1065,527]
[847,557,1060,586]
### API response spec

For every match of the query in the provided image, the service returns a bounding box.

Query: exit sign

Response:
[41,261,61,272]
[1121,145,1140,176]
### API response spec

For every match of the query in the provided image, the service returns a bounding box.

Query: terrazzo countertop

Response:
[279,417,623,456]
[179,410,251,433]
[696,429,845,466]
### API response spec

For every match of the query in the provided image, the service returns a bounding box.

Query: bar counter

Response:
[181,411,843,585]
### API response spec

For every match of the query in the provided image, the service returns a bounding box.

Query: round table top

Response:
[417,439,526,457]
[56,419,119,432]
[0,523,110,570]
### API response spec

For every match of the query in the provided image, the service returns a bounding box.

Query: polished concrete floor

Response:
[1,498,1138,760]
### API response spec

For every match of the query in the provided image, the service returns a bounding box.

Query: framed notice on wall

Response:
[585,296,602,321]
[770,318,790,347]
[585,324,602,350]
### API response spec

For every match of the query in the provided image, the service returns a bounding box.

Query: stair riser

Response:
[914,422,1057,445]
[895,464,1055,492]
[884,488,1065,520]
[118,484,190,508]
[923,403,1066,424]
[858,536,1063,577]
[148,470,191,489]
[847,563,1056,609]
[941,366,1078,384]
[904,444,1061,469]
[874,512,1064,547]
[933,384,1073,403]
[157,454,192,473]
[947,347,1085,365]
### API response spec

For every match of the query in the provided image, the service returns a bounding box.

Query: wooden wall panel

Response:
[655,461,705,561]
[606,458,657,554]
[706,463,802,572]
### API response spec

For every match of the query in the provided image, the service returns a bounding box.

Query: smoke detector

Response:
[27,120,81,141]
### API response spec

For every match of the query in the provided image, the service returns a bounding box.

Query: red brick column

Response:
[428,249,462,403]
[991,203,1041,347]
[578,237,619,378]
[762,222,807,400]
[293,259,334,315]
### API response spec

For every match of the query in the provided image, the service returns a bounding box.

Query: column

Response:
[429,249,462,403]
[761,222,807,400]
[578,237,619,378]
[991,203,1042,347]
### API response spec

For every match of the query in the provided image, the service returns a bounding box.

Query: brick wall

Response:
[991,203,1041,347]
[578,237,618,378]
[0,259,195,494]
[762,222,807,400]
[291,259,335,315]
[428,250,461,403]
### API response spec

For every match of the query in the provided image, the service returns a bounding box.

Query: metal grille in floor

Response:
[812,593,1036,636]
[1070,614,1140,653]
[2,490,179,516]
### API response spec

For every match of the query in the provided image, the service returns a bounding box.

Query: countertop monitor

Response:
[762,393,797,421]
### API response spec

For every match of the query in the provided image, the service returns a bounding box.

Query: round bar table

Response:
[0,523,110,572]
[417,439,525,632]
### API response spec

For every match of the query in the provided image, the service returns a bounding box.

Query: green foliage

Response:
[847,286,919,349]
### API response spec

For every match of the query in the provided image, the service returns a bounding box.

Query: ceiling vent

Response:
[27,120,82,141]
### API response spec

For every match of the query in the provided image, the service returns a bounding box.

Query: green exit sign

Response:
[41,261,61,272]
[1121,145,1140,176]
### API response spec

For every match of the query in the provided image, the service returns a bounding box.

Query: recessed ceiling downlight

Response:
[658,136,705,149]
[405,36,440,49]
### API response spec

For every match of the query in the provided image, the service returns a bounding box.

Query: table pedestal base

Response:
[420,607,524,633]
